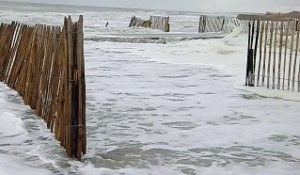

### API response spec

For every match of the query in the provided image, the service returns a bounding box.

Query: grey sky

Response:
[5,0,300,12]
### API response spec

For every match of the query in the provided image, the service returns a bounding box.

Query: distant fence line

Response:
[129,16,170,32]
[0,16,86,160]
[239,12,300,92]
[198,15,246,33]
[128,15,250,33]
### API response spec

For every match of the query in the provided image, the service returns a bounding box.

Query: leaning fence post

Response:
[253,20,260,83]
[246,21,255,86]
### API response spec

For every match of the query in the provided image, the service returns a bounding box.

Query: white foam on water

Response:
[0,112,28,144]
[0,154,52,175]
[240,86,300,102]
[78,161,300,175]
[0,85,55,174]
[79,164,182,175]
[83,38,300,174]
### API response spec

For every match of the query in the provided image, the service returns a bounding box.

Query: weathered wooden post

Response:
[63,15,86,160]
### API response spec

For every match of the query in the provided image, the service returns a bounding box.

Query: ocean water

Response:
[0,1,300,175]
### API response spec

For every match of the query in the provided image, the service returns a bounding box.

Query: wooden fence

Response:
[198,15,247,33]
[0,16,86,160]
[198,15,242,33]
[129,16,151,28]
[150,16,170,32]
[129,16,170,32]
[238,12,300,92]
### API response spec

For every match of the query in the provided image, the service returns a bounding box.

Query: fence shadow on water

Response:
[0,15,86,160]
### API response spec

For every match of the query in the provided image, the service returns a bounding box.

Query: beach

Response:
[0,1,300,174]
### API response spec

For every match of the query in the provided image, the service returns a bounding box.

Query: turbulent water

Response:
[0,1,300,175]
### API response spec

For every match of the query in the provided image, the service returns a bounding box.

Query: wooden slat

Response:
[293,20,300,91]
[257,21,264,86]
[282,21,290,90]
[277,22,284,89]
[272,22,278,89]
[267,22,274,88]
[298,18,300,92]
[287,20,296,90]
[253,20,260,85]
[261,21,269,86]
[291,21,299,91]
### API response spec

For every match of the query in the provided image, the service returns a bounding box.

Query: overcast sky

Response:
[5,0,299,12]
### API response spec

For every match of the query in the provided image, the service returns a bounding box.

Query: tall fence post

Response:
[63,15,86,160]
[245,21,255,86]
